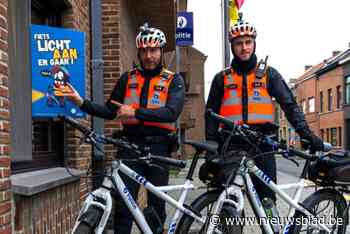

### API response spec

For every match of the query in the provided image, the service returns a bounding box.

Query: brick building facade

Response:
[165,47,207,156]
[278,48,350,149]
[0,0,187,233]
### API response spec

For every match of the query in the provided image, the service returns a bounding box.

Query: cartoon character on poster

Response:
[44,65,72,107]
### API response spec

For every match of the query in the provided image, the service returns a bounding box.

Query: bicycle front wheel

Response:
[175,189,243,234]
[288,188,347,234]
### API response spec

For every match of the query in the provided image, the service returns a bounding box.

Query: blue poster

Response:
[31,24,85,118]
[176,12,193,46]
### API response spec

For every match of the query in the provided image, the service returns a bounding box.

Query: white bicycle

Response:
[61,116,222,234]
[175,110,348,234]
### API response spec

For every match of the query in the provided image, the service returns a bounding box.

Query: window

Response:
[339,127,342,146]
[301,99,306,113]
[345,75,350,104]
[320,129,324,141]
[336,85,342,109]
[9,0,70,173]
[327,88,332,111]
[320,91,323,113]
[326,128,330,142]
[330,128,337,146]
[308,97,315,113]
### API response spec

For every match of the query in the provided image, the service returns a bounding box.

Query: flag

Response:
[235,0,245,9]
[229,0,239,26]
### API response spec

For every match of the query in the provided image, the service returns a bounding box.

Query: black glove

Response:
[301,133,324,152]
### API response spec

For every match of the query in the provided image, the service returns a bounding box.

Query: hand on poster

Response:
[55,82,84,107]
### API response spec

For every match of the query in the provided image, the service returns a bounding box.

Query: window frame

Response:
[336,85,342,109]
[9,0,69,173]
[345,75,350,104]
[320,91,323,113]
[327,88,332,111]
[308,96,315,113]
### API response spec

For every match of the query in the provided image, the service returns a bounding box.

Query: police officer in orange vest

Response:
[206,16,324,202]
[61,23,185,234]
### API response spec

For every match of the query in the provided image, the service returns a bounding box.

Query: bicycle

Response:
[61,116,223,234]
[176,110,349,234]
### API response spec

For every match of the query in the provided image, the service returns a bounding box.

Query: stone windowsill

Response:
[11,167,85,196]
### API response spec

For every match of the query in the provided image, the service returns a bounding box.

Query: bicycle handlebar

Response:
[206,110,333,160]
[60,115,187,168]
[206,109,236,130]
[149,155,186,169]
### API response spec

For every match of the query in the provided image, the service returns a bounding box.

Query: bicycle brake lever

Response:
[281,150,299,167]
[289,158,299,167]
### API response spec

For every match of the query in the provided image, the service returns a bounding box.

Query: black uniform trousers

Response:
[113,140,170,234]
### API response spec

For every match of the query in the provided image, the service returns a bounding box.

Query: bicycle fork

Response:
[71,178,113,234]
[206,178,245,234]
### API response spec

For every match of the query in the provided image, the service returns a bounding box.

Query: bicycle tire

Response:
[175,189,243,234]
[73,221,94,234]
[288,188,347,234]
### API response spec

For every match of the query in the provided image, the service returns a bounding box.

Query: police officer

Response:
[206,16,324,203]
[61,23,185,233]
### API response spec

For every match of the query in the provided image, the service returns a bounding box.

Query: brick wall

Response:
[183,48,206,155]
[120,0,138,72]
[318,67,344,146]
[13,1,92,233]
[295,77,319,134]
[0,0,11,233]
[101,0,121,161]
[14,183,80,234]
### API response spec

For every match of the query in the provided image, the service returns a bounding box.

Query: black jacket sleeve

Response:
[267,67,312,138]
[135,74,185,122]
[80,72,129,120]
[205,72,224,141]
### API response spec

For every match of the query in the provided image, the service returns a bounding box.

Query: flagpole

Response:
[223,0,230,68]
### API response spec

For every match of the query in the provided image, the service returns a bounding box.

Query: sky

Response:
[187,0,350,98]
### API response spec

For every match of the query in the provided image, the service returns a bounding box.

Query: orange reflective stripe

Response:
[248,103,274,114]
[219,105,242,116]
[143,122,176,131]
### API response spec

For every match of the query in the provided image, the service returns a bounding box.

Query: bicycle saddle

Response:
[183,140,218,154]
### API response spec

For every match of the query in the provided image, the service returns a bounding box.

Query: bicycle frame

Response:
[72,158,206,234]
[205,156,331,234]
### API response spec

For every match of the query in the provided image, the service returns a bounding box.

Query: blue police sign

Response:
[176,12,193,46]
[31,24,85,118]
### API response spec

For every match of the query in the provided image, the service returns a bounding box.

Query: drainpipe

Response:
[90,0,104,187]
[175,0,183,157]
[222,0,230,68]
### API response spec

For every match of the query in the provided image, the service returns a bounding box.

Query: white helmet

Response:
[136,23,166,49]
[229,14,257,41]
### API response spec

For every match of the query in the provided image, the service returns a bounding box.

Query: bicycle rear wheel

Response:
[175,190,243,234]
[288,188,347,234]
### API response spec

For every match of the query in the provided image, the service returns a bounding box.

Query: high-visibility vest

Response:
[219,67,274,125]
[121,68,176,131]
